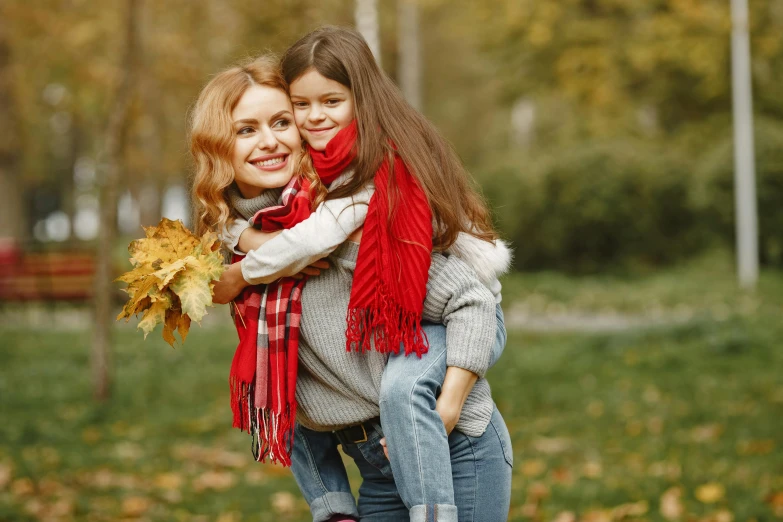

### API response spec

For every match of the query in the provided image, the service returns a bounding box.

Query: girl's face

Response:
[231,85,301,199]
[289,68,355,151]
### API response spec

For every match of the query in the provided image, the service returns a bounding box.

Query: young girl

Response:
[202,30,512,522]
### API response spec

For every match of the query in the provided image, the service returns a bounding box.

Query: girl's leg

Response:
[449,407,513,522]
[290,423,359,522]
[379,322,458,522]
[378,307,506,522]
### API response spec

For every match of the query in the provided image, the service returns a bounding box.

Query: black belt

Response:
[334,417,380,444]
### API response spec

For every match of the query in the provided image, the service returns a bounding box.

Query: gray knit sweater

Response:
[225,186,498,437]
[294,241,496,437]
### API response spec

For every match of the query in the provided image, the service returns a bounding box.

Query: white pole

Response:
[355,0,382,66]
[730,0,759,289]
[397,0,422,111]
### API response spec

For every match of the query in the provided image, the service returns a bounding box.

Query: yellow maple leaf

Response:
[115,218,225,345]
[177,312,191,344]
[695,483,725,504]
[162,302,191,348]
[137,290,172,337]
[151,258,189,288]
[170,267,215,323]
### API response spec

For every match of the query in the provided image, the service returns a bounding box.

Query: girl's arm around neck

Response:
[239,184,374,285]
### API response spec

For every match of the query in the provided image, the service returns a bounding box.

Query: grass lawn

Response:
[1,253,782,521]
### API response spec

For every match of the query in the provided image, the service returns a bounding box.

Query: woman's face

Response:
[231,85,301,199]
[289,68,355,151]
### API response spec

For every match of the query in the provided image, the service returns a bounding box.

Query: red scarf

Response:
[229,178,312,466]
[309,121,433,356]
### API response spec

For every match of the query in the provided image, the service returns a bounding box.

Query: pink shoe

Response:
[326,517,358,522]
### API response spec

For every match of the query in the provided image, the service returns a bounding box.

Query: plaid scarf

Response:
[308,121,433,356]
[229,177,312,466]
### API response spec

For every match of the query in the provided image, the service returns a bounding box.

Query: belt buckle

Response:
[354,423,368,443]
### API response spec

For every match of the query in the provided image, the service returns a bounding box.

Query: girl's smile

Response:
[289,68,355,151]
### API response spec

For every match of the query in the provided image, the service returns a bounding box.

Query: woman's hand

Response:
[291,259,331,280]
[212,263,249,304]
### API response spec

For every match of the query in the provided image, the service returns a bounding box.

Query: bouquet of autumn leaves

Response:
[116,218,226,347]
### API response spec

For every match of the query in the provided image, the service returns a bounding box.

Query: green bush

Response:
[503,141,704,273]
[696,118,783,267]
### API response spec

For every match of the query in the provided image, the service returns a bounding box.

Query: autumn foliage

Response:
[116,218,225,346]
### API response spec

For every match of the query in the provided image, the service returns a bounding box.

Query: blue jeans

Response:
[291,305,508,522]
[338,407,513,522]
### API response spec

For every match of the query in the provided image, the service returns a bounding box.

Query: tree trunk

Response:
[0,16,23,242]
[92,0,142,402]
[397,0,422,111]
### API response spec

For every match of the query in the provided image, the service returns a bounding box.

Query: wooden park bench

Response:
[0,242,96,302]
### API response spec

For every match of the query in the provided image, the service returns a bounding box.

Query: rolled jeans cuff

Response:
[410,504,458,522]
[310,491,359,522]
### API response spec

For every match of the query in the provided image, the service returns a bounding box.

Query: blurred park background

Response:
[1,0,783,521]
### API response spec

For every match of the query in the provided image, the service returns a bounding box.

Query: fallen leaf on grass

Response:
[171,444,247,469]
[737,439,775,456]
[587,400,604,418]
[84,468,145,491]
[552,466,574,485]
[23,498,44,516]
[0,463,12,489]
[114,441,144,461]
[660,486,684,520]
[216,512,241,522]
[48,497,75,517]
[533,437,571,454]
[271,491,296,515]
[193,470,236,492]
[244,469,267,485]
[581,509,612,522]
[521,459,546,477]
[162,489,183,504]
[122,495,152,517]
[766,491,783,517]
[38,477,68,496]
[696,483,725,504]
[552,511,576,522]
[611,500,649,519]
[153,472,183,490]
[691,424,723,443]
[518,504,538,518]
[527,482,550,501]
[11,477,35,496]
[582,461,602,479]
[713,509,734,522]
[82,426,102,444]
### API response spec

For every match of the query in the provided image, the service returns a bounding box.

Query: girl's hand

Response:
[436,367,479,435]
[212,263,249,304]
[435,396,462,435]
[291,259,330,280]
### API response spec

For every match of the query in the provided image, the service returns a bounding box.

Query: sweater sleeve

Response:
[220,218,252,255]
[240,184,374,285]
[422,253,497,377]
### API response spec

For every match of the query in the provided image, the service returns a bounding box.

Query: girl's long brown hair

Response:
[281,26,497,249]
[189,54,324,236]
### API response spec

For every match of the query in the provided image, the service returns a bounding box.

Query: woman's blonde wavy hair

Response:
[190,54,325,236]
